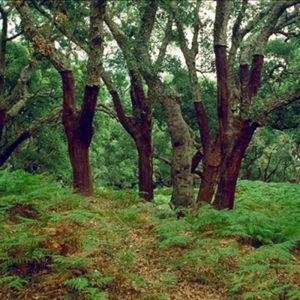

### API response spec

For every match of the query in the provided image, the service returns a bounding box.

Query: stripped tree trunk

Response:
[61,72,99,195]
[136,135,153,200]
[16,0,106,196]
[101,69,154,201]
[214,121,257,209]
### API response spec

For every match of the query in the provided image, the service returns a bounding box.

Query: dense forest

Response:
[0,0,300,299]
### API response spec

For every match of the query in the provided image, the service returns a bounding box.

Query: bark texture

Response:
[16,0,106,195]
[214,121,257,209]
[175,0,300,210]
[162,95,194,207]
[136,137,153,201]
[61,71,98,195]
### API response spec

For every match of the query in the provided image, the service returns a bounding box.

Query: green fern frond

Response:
[64,277,89,291]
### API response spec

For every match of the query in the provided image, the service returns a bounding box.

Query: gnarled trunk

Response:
[162,97,194,208]
[135,134,153,201]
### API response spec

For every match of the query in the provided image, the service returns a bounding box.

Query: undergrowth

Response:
[0,171,299,299]
[0,170,125,299]
[154,180,300,299]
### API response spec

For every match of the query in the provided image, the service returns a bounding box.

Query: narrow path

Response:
[89,197,227,299]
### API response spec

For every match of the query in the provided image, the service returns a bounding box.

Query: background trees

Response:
[0,2,62,169]
[1,0,299,209]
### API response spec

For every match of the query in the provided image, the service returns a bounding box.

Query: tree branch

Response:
[135,0,158,47]
[155,155,171,166]
[214,0,231,134]
[191,149,204,173]
[5,30,23,41]
[214,0,231,46]
[154,16,173,72]
[78,0,106,144]
[254,86,300,123]
[0,106,61,167]
[228,0,248,91]
[173,1,211,154]
[30,0,89,53]
[96,103,117,119]
[15,1,71,72]
[1,61,36,110]
[274,4,300,32]
[191,0,201,56]
[100,67,134,136]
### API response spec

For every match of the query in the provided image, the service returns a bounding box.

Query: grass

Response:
[0,170,299,299]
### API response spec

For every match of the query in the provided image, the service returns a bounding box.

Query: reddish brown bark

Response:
[61,71,99,196]
[198,164,219,204]
[68,137,93,195]
[103,69,154,201]
[197,136,221,204]
[136,136,153,201]
[214,121,257,209]
[248,55,264,98]
[195,45,231,209]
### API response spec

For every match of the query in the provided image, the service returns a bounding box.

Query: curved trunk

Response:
[136,136,153,201]
[214,122,257,209]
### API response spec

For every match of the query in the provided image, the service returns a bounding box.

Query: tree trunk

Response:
[197,135,221,205]
[198,162,219,204]
[213,121,257,209]
[161,97,194,208]
[61,71,98,196]
[136,136,153,201]
[68,136,93,195]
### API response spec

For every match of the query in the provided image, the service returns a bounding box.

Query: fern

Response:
[64,277,89,291]
[64,272,113,299]
[0,275,28,289]
[231,243,296,299]
[85,288,109,300]
[51,255,92,270]
[287,287,300,300]
[88,272,114,288]
[65,209,104,223]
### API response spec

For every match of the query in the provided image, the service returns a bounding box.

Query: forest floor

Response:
[0,171,300,299]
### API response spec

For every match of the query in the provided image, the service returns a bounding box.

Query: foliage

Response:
[0,170,115,298]
[154,180,300,299]
[242,126,299,183]
[0,171,300,298]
